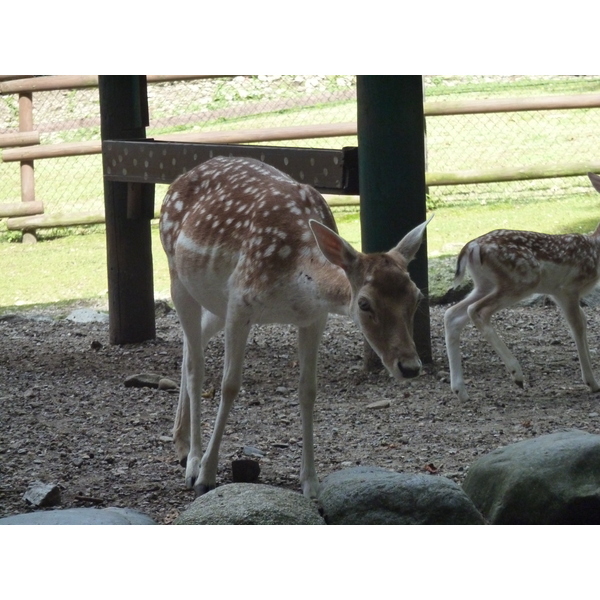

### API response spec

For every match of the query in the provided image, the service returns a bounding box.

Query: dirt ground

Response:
[2,298,600,524]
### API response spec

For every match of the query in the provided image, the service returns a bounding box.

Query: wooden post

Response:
[19,92,37,244]
[356,76,431,365]
[99,76,155,345]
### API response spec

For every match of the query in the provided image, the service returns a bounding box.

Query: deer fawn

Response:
[159,155,431,498]
[444,172,600,402]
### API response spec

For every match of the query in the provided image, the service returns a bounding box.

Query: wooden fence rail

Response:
[0,75,223,94]
[0,131,40,148]
[2,75,600,232]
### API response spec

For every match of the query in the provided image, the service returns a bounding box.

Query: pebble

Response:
[124,373,162,388]
[66,309,109,323]
[158,378,178,391]
[243,446,264,458]
[23,481,61,508]
[366,400,391,409]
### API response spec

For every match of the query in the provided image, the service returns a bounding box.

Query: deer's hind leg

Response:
[552,292,600,393]
[170,278,206,489]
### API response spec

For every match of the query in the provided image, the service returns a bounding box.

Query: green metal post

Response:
[99,75,155,344]
[356,75,431,362]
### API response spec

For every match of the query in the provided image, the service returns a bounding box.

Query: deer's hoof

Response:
[451,385,469,402]
[194,483,215,498]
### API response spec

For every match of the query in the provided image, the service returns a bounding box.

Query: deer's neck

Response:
[313,261,353,317]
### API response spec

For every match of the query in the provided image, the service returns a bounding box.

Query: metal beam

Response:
[357,75,431,362]
[99,75,156,345]
[103,141,359,195]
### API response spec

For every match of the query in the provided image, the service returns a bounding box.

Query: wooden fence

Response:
[2,75,600,235]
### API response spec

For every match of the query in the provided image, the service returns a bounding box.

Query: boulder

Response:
[173,483,325,525]
[0,507,157,525]
[462,430,600,524]
[318,466,484,525]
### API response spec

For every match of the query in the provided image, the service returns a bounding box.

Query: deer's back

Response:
[159,156,341,322]
[465,229,600,293]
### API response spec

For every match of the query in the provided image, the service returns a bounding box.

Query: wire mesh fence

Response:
[424,75,600,209]
[1,75,600,223]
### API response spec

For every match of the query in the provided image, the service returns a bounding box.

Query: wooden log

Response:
[157,122,358,143]
[0,131,40,148]
[0,75,34,82]
[424,93,600,116]
[2,140,102,162]
[6,212,105,230]
[0,75,221,94]
[147,75,227,83]
[426,161,600,186]
[2,122,356,161]
[0,75,99,94]
[0,201,43,218]
[324,195,359,207]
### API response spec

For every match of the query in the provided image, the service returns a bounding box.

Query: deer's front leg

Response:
[195,314,251,497]
[297,317,327,499]
[444,296,481,401]
[174,313,225,470]
[467,295,524,388]
[173,339,191,466]
[554,294,600,393]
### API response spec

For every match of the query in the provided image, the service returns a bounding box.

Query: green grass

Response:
[2,189,600,312]
[2,76,600,310]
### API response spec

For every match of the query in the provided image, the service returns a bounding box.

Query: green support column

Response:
[356,75,431,362]
[99,76,155,344]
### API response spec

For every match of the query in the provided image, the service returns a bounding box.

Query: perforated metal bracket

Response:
[102,141,359,195]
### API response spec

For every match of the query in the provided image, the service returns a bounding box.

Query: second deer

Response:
[444,172,600,401]
[160,155,431,498]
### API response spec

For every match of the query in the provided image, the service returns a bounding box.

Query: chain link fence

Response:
[1,75,600,222]
[424,75,600,208]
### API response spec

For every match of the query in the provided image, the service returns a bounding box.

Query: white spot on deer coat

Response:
[278,245,292,259]
[264,243,277,257]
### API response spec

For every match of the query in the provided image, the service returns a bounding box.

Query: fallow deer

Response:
[444,172,600,401]
[159,155,431,498]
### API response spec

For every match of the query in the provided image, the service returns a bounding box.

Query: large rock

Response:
[174,483,325,525]
[318,466,484,525]
[0,507,157,525]
[462,430,600,524]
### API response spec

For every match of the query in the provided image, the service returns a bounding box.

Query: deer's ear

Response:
[309,219,359,271]
[391,214,434,263]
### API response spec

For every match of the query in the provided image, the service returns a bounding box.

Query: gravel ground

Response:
[2,299,600,524]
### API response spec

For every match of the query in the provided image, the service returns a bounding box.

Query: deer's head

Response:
[310,216,431,380]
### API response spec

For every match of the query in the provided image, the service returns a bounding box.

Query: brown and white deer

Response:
[444,172,600,402]
[160,155,431,498]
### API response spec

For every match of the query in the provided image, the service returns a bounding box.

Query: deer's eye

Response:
[358,297,372,312]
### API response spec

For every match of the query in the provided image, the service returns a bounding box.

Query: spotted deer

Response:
[444,172,600,402]
[159,155,431,498]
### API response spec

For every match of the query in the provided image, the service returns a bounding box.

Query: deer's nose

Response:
[399,362,421,379]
